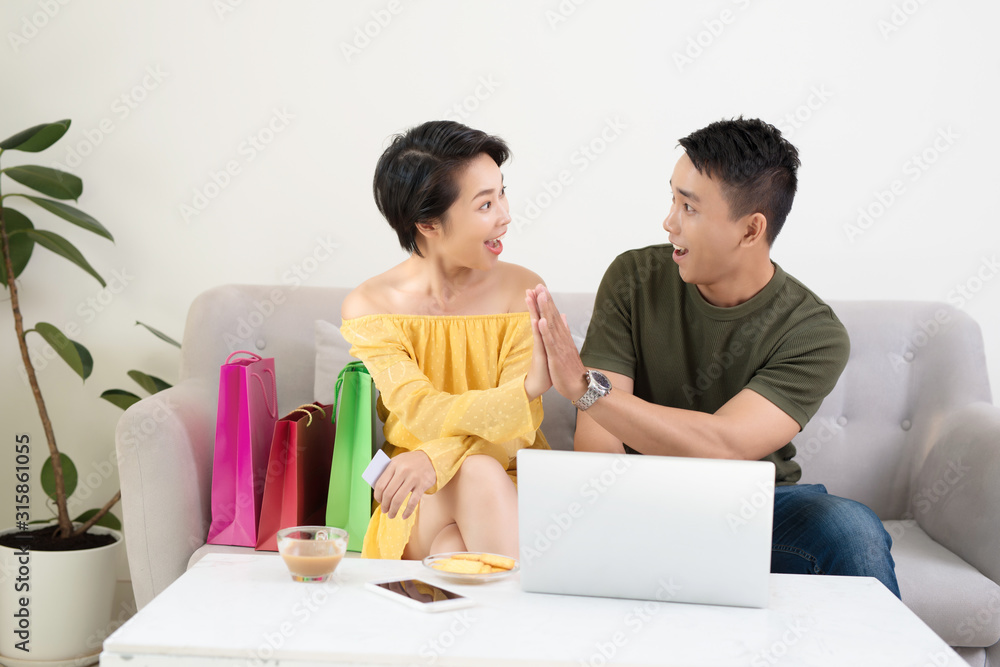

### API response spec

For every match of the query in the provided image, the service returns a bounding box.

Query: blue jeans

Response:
[771,484,901,599]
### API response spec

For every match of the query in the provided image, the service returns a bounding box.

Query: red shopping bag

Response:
[255,403,335,552]
[207,351,279,546]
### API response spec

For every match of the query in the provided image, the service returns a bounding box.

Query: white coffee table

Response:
[101,553,963,666]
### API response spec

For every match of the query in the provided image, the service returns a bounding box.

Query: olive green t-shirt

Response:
[579,244,850,484]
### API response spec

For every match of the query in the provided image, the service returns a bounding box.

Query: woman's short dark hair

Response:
[373,120,511,256]
[678,117,800,244]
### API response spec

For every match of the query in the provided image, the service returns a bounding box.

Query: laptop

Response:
[516,449,775,608]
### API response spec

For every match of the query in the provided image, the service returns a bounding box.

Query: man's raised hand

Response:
[531,285,589,402]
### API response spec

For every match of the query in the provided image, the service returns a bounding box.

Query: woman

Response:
[340,120,551,560]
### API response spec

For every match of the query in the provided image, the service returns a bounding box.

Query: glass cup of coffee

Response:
[276,526,348,583]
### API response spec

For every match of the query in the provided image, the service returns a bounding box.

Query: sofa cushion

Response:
[314,319,386,448]
[314,319,353,407]
[886,520,1000,647]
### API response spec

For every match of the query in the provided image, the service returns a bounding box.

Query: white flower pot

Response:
[0,524,123,665]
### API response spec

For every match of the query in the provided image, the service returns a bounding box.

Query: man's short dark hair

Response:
[678,117,800,244]
[373,120,510,256]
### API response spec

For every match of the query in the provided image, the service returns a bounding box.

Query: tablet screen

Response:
[371,579,466,603]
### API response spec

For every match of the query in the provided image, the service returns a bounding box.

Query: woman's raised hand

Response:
[524,286,553,401]
[374,450,437,520]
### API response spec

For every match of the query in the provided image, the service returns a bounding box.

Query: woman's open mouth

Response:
[485,234,504,256]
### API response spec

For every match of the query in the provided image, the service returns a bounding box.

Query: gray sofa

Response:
[116,284,1000,664]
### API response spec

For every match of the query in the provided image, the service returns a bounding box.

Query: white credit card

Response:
[362,449,391,487]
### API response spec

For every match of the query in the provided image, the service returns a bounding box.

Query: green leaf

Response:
[0,120,71,153]
[100,389,142,410]
[3,166,82,200]
[136,321,182,348]
[128,370,172,395]
[13,195,112,241]
[41,453,78,501]
[0,207,35,287]
[74,509,122,531]
[12,229,106,286]
[34,322,94,380]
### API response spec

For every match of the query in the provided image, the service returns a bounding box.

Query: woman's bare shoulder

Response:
[497,262,546,312]
[341,273,395,320]
[499,262,546,290]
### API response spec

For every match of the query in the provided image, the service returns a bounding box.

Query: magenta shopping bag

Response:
[207,351,279,546]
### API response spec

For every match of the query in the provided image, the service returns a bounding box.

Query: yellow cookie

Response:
[478,553,516,571]
[450,552,515,570]
[432,558,486,574]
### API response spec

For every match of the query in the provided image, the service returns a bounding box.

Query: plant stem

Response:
[0,198,74,538]
[71,490,121,537]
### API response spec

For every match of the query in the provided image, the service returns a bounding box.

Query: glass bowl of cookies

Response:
[423,551,519,583]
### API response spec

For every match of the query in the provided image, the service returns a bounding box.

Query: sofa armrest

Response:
[914,402,1000,584]
[115,379,216,609]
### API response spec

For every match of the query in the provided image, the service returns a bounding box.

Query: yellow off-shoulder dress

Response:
[339,313,550,559]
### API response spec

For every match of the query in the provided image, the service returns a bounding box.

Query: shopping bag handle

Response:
[289,403,326,426]
[226,350,263,364]
[251,368,278,418]
[333,361,370,418]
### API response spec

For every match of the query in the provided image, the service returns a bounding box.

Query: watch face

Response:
[591,371,612,392]
[575,371,612,410]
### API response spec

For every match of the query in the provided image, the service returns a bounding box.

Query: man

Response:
[527,117,899,597]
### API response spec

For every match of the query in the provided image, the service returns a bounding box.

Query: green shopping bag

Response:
[325,361,376,552]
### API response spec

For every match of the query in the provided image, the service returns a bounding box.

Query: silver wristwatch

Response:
[572,370,612,411]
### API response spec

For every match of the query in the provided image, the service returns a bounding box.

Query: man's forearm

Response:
[581,385,802,461]
[583,390,743,459]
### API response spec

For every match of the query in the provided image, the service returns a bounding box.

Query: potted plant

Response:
[100,321,180,411]
[0,119,124,664]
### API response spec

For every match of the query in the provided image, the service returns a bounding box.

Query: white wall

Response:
[1,0,997,594]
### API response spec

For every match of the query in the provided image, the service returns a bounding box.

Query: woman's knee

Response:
[453,454,512,489]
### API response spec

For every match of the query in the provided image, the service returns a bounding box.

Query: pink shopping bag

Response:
[207,350,279,546]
